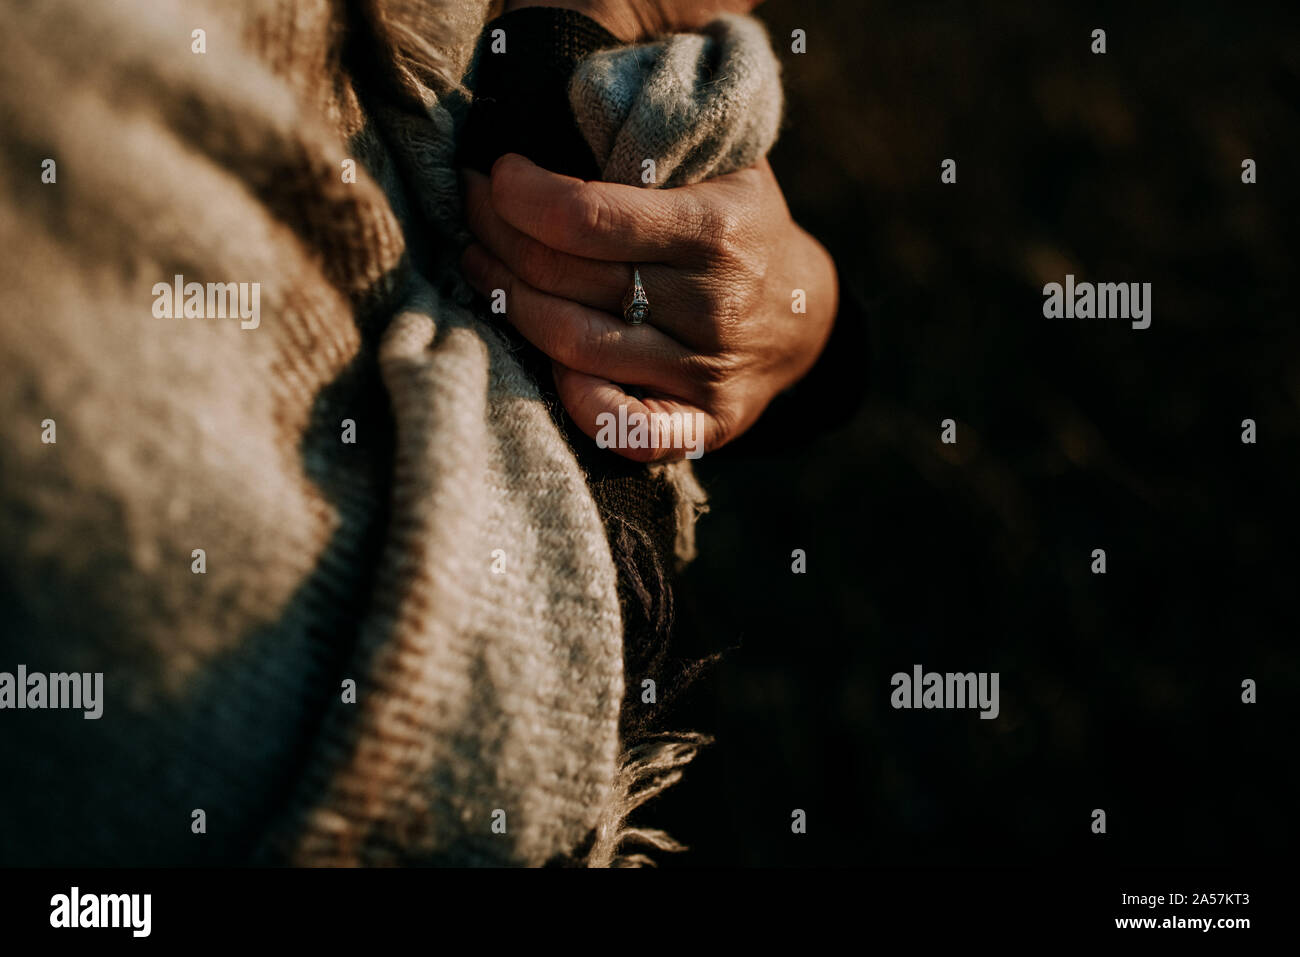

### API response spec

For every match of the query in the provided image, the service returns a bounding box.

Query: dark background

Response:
[647,0,1300,866]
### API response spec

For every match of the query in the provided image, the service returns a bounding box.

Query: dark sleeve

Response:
[456,8,620,180]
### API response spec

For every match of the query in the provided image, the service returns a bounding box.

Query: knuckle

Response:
[685,352,739,400]
[701,273,755,340]
[534,300,581,366]
[687,302,731,352]
[702,278,743,318]
[565,182,617,239]
[701,205,749,262]
[557,304,620,371]
[517,240,562,292]
[580,312,623,368]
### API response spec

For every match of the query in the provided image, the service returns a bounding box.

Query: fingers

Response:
[456,152,795,462]
[552,364,717,464]
[463,169,628,311]
[463,168,722,347]
[460,242,709,404]
[487,153,722,265]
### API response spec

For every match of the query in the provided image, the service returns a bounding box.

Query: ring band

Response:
[622,267,650,325]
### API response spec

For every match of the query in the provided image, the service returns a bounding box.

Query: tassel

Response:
[586,732,711,868]
[649,461,710,569]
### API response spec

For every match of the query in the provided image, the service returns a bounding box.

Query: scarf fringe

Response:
[586,732,711,868]
[649,462,711,569]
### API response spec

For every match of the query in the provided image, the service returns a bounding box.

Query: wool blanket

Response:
[0,0,780,866]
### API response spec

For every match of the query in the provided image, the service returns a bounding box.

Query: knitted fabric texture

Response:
[0,0,781,867]
[569,14,784,189]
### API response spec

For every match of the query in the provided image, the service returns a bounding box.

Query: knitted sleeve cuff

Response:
[456,8,622,180]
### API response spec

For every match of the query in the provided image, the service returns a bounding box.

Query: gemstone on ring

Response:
[622,267,650,324]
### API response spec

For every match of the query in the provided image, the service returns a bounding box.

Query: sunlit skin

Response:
[460,151,838,461]
[460,1,839,461]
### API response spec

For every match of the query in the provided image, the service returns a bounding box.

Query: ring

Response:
[622,267,650,325]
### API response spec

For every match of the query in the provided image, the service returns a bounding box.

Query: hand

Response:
[460,153,838,462]
[502,0,762,42]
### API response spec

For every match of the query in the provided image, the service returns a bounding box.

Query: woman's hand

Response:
[460,153,838,462]
[502,0,762,42]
